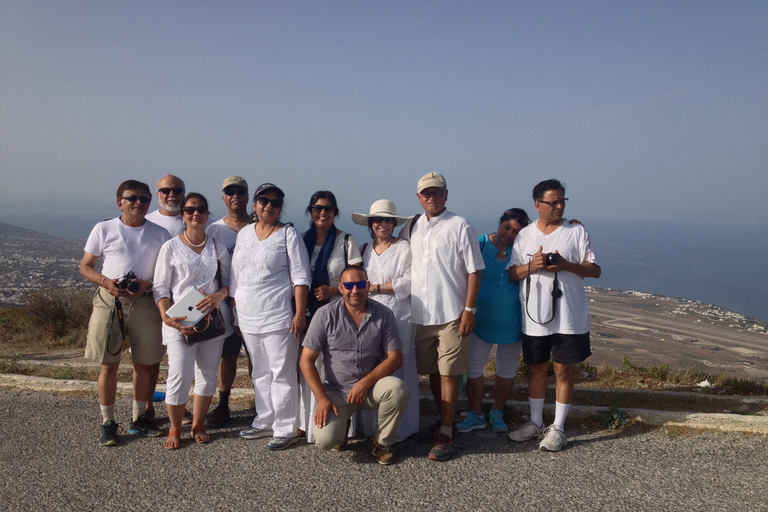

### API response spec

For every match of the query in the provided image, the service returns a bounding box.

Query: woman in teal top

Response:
[457,208,530,434]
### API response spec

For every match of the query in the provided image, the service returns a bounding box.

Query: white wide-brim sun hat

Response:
[351,199,411,227]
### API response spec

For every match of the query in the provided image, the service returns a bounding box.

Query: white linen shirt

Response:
[153,236,231,344]
[409,210,485,326]
[206,218,246,337]
[362,239,412,323]
[508,219,598,336]
[230,224,311,334]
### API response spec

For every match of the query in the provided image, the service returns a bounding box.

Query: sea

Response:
[2,212,767,323]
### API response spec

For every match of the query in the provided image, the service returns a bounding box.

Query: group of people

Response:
[80,172,600,464]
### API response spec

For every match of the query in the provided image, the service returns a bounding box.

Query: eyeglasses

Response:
[224,187,247,196]
[537,198,568,207]
[182,206,209,215]
[419,190,445,199]
[158,187,185,195]
[122,196,151,204]
[341,280,368,290]
[371,217,396,224]
[311,204,335,213]
[256,196,283,208]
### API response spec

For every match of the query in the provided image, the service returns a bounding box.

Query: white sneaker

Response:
[507,420,544,442]
[539,425,567,452]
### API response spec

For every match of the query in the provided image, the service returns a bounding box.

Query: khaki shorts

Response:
[414,319,470,376]
[85,287,164,365]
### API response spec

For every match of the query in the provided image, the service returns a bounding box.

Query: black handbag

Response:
[185,306,226,345]
[184,239,226,345]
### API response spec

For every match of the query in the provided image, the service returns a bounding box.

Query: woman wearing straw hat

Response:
[352,199,420,442]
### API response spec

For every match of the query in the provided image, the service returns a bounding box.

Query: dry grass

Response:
[0,286,93,351]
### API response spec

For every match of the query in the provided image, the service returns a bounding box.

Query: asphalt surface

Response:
[2,389,767,511]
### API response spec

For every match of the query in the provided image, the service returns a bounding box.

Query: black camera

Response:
[545,253,561,266]
[115,271,141,293]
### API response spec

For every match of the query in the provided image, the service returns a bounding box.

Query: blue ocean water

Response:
[574,220,768,322]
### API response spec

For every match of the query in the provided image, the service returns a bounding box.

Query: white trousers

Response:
[467,333,523,379]
[165,335,225,406]
[243,329,300,437]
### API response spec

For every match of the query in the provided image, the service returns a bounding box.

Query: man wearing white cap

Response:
[409,172,484,461]
[205,176,252,427]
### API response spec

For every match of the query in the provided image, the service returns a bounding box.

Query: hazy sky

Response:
[1,1,766,238]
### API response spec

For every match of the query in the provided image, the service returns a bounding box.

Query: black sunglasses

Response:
[371,217,396,224]
[158,187,185,195]
[224,187,247,196]
[341,281,368,290]
[182,206,209,215]
[123,196,151,204]
[256,196,283,208]
[311,204,335,213]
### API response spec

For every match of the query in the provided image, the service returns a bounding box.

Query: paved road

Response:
[1,389,766,511]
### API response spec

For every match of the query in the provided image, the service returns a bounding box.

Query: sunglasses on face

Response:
[182,206,209,215]
[311,204,335,213]
[256,196,283,208]
[341,280,368,290]
[371,217,396,224]
[123,196,151,204]
[224,187,247,196]
[158,187,184,195]
[419,190,445,199]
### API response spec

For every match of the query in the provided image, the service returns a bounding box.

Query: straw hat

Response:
[351,199,410,227]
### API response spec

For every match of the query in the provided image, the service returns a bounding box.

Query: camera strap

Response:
[524,259,560,325]
[105,297,126,356]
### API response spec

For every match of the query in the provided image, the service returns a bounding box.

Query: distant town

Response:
[0,222,86,306]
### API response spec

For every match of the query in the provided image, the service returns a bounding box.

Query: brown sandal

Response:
[164,427,181,450]
[192,425,210,444]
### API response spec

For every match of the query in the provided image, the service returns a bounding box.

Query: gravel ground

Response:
[1,389,767,511]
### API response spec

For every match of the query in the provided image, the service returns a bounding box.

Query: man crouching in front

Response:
[300,265,409,465]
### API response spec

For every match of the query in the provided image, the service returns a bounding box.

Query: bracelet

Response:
[377,284,381,293]
[101,276,107,288]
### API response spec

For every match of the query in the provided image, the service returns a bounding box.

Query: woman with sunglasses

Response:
[299,190,362,442]
[351,199,420,442]
[456,208,531,435]
[230,183,311,450]
[154,193,231,449]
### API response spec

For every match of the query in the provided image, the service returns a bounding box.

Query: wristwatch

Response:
[463,306,477,315]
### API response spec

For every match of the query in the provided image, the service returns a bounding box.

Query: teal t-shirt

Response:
[473,234,522,345]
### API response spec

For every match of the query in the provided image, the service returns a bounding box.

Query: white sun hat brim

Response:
[351,199,410,227]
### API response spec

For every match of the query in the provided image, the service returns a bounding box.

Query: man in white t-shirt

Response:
[146,175,186,236]
[507,179,600,452]
[205,176,252,428]
[410,172,484,462]
[80,180,170,446]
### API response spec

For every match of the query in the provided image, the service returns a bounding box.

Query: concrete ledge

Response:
[3,374,767,434]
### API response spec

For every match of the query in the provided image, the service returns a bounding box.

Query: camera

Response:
[545,253,561,266]
[116,271,141,293]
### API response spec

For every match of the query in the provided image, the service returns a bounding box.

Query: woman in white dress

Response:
[352,199,419,441]
[231,183,311,451]
[154,193,231,449]
[298,190,362,442]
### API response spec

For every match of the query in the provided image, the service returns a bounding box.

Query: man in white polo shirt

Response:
[80,180,170,446]
[410,172,484,462]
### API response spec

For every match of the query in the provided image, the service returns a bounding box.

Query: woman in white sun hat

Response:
[351,199,419,443]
